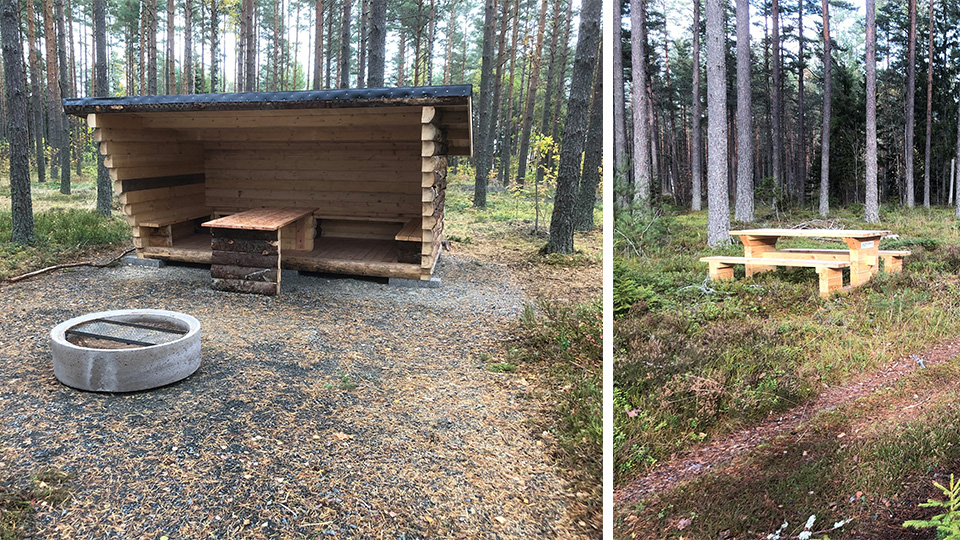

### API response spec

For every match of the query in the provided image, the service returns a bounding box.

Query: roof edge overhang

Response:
[63,85,472,115]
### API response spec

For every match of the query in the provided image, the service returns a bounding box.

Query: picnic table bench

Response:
[700,229,910,297]
[202,207,317,295]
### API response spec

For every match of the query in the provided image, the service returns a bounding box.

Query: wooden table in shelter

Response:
[202,207,317,295]
[700,229,911,297]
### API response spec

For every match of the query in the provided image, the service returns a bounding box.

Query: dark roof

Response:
[63,85,472,115]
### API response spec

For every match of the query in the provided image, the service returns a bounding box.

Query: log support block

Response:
[210,227,281,295]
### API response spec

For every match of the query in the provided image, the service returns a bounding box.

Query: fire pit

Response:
[50,309,201,392]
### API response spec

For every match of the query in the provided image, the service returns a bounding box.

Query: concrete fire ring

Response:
[50,309,201,392]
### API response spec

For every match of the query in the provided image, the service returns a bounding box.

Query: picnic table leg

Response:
[880,253,904,273]
[845,236,881,287]
[739,235,779,277]
[707,261,735,281]
[816,266,843,297]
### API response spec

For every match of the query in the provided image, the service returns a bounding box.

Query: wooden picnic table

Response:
[202,207,317,295]
[700,228,909,297]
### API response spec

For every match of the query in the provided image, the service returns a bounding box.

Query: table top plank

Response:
[729,228,891,238]
[202,207,317,231]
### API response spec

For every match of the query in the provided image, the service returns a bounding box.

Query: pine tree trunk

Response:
[613,8,626,191]
[166,0,174,93]
[955,85,960,217]
[443,0,456,84]
[771,0,782,197]
[923,0,933,208]
[396,32,405,85]
[484,0,508,185]
[338,0,350,88]
[94,0,111,216]
[534,0,569,189]
[574,42,602,231]
[865,0,878,222]
[2,0,33,243]
[796,0,805,204]
[367,0,385,87]
[819,0,831,216]
[497,0,520,186]
[147,0,157,94]
[549,0,573,141]
[356,0,367,86]
[244,0,255,91]
[55,0,71,193]
[514,0,548,186]
[425,0,435,83]
[690,0,702,210]
[42,0,62,183]
[542,0,599,254]
[210,0,219,92]
[705,0,729,245]
[184,0,194,93]
[632,0,650,206]
[325,1,333,87]
[735,0,752,221]
[25,0,45,183]
[473,0,496,207]
[905,0,916,207]
[313,0,323,88]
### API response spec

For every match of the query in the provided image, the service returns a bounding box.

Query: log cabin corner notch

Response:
[63,85,473,284]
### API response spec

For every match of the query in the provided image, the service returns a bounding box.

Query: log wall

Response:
[420,106,448,280]
[90,113,209,254]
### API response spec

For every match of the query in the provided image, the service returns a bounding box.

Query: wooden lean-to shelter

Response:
[63,85,472,293]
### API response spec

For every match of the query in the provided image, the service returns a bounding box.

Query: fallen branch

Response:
[5,247,136,284]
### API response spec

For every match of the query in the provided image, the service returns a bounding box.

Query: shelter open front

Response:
[63,86,473,285]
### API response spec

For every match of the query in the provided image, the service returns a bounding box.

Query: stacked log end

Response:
[210,228,280,295]
[420,106,448,280]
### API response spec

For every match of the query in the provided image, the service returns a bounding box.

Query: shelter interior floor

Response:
[140,233,423,280]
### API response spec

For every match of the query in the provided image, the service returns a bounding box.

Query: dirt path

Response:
[0,253,591,539]
[614,337,960,508]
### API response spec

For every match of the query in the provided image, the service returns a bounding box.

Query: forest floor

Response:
[614,207,960,539]
[0,173,603,539]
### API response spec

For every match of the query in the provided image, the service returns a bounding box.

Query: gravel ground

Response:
[0,253,584,539]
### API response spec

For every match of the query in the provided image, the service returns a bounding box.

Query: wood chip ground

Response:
[0,252,594,539]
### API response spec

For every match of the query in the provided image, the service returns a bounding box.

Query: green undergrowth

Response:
[0,468,73,539]
[0,207,130,280]
[614,205,960,483]
[515,298,603,484]
[618,357,960,539]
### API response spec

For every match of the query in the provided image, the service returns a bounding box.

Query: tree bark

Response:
[166,0,174,93]
[25,0,45,183]
[796,0,805,204]
[147,0,157,94]
[514,0,548,186]
[210,0,219,92]
[338,0,350,88]
[905,0,916,207]
[542,0,599,253]
[819,0,831,216]
[484,0,508,186]
[311,0,322,88]
[923,0,933,208]
[2,0,33,243]
[184,0,194,92]
[771,0,782,198]
[705,0,729,245]
[735,0,752,221]
[631,0,650,206]
[497,0,520,186]
[473,0,496,207]
[366,0,385,87]
[574,41,602,231]
[443,0,456,84]
[356,0,367,86]
[865,0,879,222]
[955,89,960,217]
[94,0,110,216]
[43,0,62,183]
[691,0,702,210]
[534,0,570,189]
